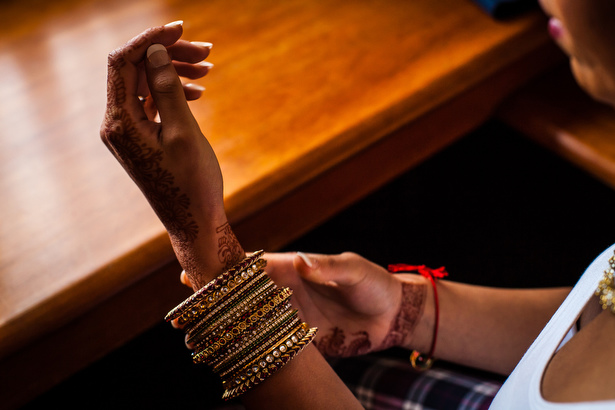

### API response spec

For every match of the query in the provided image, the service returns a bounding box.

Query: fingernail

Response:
[165,20,184,28]
[147,44,170,68]
[548,17,564,40]
[325,280,339,288]
[197,61,214,70]
[191,41,213,49]
[297,252,314,268]
[185,83,206,92]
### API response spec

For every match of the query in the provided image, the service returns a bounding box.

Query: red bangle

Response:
[388,264,448,371]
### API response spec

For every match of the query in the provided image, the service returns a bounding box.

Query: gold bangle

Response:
[216,309,299,376]
[166,252,317,402]
[165,251,265,322]
[192,304,292,365]
[213,294,297,375]
[184,272,271,337]
[221,323,318,400]
[192,290,295,364]
[223,321,307,385]
[186,279,277,345]
[199,306,296,369]
[177,258,267,326]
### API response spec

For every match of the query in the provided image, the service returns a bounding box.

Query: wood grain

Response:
[0,0,561,405]
[498,67,615,189]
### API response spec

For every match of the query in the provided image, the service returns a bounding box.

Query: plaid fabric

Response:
[332,354,502,410]
[215,354,502,410]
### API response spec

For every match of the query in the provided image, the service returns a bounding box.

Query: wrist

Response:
[383,274,431,351]
[172,213,245,289]
[386,264,448,370]
[400,274,434,353]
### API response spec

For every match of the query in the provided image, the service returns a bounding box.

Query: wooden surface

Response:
[498,67,615,189]
[0,0,562,406]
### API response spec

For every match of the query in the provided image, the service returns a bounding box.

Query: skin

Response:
[107,1,615,403]
[100,22,244,289]
[536,0,615,402]
[538,0,615,106]
[265,253,427,357]
[182,253,569,375]
[103,22,360,408]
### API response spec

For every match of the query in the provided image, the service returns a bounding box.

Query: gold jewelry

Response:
[221,323,317,400]
[193,290,295,363]
[166,252,316,400]
[193,305,294,365]
[165,251,265,323]
[186,279,276,345]
[178,258,267,326]
[216,312,300,377]
[185,274,272,342]
[213,296,297,374]
[224,320,307,382]
[596,251,615,314]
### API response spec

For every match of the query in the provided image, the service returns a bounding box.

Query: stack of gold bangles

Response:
[165,251,317,400]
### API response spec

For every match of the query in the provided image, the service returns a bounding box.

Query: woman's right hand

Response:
[181,251,431,357]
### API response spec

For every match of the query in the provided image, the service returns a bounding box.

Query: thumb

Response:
[146,44,197,128]
[293,252,361,287]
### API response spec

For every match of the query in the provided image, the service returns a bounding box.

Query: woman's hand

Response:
[181,252,429,357]
[101,22,244,288]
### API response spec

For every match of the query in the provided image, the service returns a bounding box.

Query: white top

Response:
[489,243,615,409]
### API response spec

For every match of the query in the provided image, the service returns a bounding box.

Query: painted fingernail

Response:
[165,20,184,28]
[548,17,564,40]
[191,41,213,49]
[147,44,170,68]
[185,83,206,92]
[297,252,314,268]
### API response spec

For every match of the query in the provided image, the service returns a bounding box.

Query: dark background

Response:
[24,120,615,408]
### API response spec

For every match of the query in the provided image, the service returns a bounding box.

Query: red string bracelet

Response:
[388,263,449,371]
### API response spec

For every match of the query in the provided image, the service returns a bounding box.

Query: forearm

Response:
[174,226,360,407]
[103,25,356,408]
[242,344,362,409]
[399,275,570,374]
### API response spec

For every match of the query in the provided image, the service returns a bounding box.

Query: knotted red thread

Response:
[387,264,449,279]
[387,263,448,370]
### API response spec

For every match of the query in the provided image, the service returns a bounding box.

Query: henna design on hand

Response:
[102,107,199,244]
[313,281,426,358]
[216,222,244,269]
[379,281,427,349]
[315,327,372,358]
[105,26,160,108]
[106,57,127,107]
